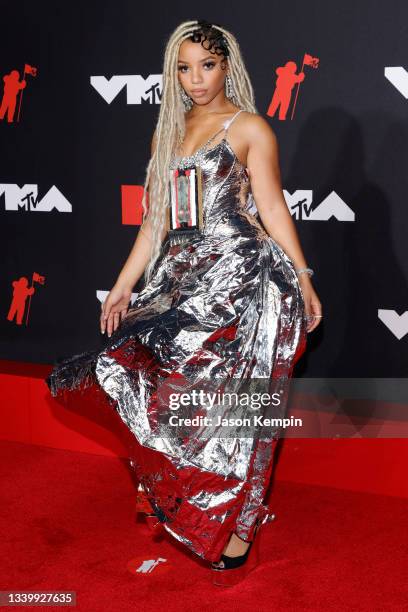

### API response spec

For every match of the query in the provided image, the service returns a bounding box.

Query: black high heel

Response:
[211,518,263,587]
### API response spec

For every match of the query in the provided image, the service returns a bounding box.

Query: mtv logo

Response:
[90,75,162,104]
[283,190,355,221]
[0,184,72,212]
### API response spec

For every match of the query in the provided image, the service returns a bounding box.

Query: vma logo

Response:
[91,75,162,104]
[0,185,72,212]
[127,556,169,576]
[384,67,408,98]
[0,63,37,123]
[283,190,355,221]
[378,309,408,340]
[7,272,45,326]
[266,53,319,120]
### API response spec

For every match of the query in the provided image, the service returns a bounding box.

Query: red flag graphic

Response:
[32,272,45,284]
[290,52,320,121]
[24,64,38,76]
[303,54,319,69]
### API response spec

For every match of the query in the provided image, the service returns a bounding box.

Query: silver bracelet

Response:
[296,267,314,278]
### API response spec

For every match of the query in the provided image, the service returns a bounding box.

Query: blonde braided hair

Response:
[141,19,258,284]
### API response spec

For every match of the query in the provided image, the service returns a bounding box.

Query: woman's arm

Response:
[245,115,322,332]
[115,212,167,292]
[101,130,167,335]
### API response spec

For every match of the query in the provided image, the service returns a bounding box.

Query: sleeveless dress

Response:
[46,109,308,563]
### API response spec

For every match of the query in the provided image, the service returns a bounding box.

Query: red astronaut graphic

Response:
[0,63,37,123]
[0,70,26,123]
[267,53,319,120]
[7,272,45,326]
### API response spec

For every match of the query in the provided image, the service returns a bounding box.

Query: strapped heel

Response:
[211,517,263,587]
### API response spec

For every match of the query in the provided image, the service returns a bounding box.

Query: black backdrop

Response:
[1,1,407,377]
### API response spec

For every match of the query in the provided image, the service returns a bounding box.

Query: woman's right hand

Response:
[100,284,133,337]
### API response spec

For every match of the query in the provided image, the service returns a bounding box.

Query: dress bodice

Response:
[169,111,267,240]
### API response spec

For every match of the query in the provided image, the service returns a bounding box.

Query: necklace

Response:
[171,110,243,169]
[171,127,226,170]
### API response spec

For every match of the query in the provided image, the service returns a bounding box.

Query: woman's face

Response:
[177,39,228,106]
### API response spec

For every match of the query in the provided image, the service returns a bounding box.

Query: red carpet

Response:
[1,439,407,611]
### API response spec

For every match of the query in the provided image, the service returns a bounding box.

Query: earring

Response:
[178,83,193,111]
[225,74,235,100]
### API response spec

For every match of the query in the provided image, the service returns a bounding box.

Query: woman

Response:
[46,19,322,586]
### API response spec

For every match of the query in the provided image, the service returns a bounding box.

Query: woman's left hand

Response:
[298,275,322,333]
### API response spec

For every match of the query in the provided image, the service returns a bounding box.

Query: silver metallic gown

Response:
[46,120,308,563]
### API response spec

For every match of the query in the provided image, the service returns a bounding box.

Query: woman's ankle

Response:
[222,531,250,558]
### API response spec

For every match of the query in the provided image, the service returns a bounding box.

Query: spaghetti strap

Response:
[205,109,244,149]
[175,109,245,161]
[222,109,244,131]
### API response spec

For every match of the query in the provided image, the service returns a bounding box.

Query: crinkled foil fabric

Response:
[46,142,308,562]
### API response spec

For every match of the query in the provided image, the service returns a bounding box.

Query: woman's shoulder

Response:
[227,111,278,166]
[238,110,276,139]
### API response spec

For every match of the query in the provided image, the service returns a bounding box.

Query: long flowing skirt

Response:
[46,231,307,562]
